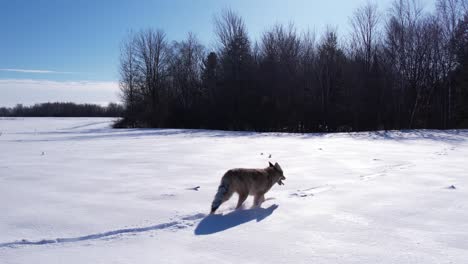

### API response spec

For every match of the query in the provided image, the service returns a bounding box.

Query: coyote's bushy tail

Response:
[210,177,229,214]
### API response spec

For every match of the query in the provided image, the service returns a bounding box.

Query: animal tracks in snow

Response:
[0,213,206,249]
[359,162,413,181]
[290,185,335,198]
[289,161,413,199]
[434,146,456,157]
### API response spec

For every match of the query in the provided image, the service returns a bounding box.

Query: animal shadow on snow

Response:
[194,204,279,235]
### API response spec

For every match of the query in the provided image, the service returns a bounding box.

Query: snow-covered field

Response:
[1,117,467,264]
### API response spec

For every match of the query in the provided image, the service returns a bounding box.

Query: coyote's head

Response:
[269,162,286,185]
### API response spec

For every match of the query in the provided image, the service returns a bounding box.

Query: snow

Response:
[1,117,467,263]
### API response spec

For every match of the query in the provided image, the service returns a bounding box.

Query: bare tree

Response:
[119,33,139,127]
[300,29,318,131]
[213,9,254,129]
[133,29,170,126]
[170,33,204,106]
[348,2,383,129]
[169,33,205,125]
[385,0,432,128]
[260,24,302,130]
[214,9,249,54]
[316,27,347,130]
[350,2,381,71]
[435,0,468,126]
[452,13,468,125]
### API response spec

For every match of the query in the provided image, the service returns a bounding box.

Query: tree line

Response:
[0,102,124,117]
[117,0,468,132]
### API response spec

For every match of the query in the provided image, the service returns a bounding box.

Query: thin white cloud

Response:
[0,68,77,74]
[0,79,120,107]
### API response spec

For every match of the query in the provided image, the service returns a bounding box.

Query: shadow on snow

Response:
[194,204,279,235]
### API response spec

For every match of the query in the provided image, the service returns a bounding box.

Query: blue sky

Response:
[1,0,433,106]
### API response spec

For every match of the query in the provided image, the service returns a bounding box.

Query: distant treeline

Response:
[0,102,124,117]
[117,0,468,132]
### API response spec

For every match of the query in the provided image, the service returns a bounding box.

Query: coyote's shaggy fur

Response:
[210,162,286,214]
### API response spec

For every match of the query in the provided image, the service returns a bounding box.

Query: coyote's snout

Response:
[210,162,286,214]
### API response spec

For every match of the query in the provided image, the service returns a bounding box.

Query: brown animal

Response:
[210,162,286,214]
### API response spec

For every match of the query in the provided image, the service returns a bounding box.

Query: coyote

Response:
[210,162,286,214]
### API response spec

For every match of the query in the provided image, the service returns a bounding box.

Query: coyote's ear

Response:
[274,162,282,172]
[269,162,274,167]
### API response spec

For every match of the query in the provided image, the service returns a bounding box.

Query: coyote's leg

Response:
[236,193,248,209]
[253,194,265,207]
